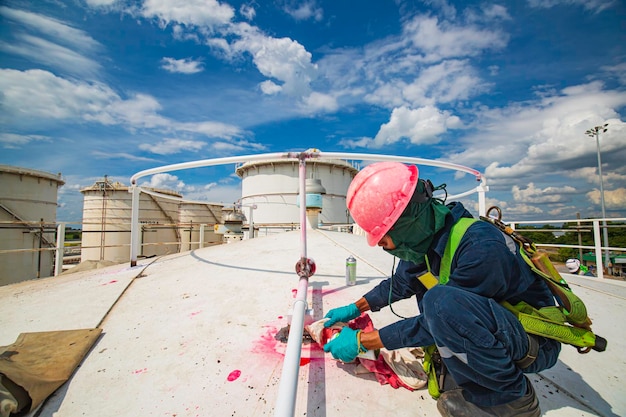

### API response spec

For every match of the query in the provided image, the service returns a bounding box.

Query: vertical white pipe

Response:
[199,224,205,248]
[593,220,604,279]
[55,223,65,276]
[129,186,140,267]
[274,155,310,417]
[299,158,307,258]
[274,276,309,417]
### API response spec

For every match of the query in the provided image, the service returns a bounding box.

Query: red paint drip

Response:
[299,358,311,366]
[227,370,241,381]
[291,288,298,298]
[102,280,118,286]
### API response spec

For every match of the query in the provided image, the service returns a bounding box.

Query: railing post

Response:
[476,182,489,217]
[199,224,205,248]
[130,185,140,267]
[249,204,256,239]
[593,220,604,279]
[55,222,65,276]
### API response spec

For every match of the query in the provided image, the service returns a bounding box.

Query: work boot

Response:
[437,378,540,417]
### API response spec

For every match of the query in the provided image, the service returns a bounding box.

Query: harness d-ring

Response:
[486,206,502,221]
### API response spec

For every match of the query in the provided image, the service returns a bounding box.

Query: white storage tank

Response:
[80,178,182,263]
[179,202,224,250]
[235,158,358,234]
[0,165,65,285]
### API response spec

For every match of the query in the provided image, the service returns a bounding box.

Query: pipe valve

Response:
[295,257,316,278]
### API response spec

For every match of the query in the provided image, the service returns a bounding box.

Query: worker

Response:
[565,258,595,277]
[323,162,560,417]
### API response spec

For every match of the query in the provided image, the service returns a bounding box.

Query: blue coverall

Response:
[362,202,561,406]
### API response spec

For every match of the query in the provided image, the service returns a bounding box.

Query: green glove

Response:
[323,327,366,362]
[324,303,360,327]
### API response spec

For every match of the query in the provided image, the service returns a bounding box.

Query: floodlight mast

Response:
[585,124,610,271]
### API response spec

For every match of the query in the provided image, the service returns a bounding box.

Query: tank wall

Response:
[179,203,223,250]
[0,169,62,285]
[81,190,180,263]
[239,161,356,227]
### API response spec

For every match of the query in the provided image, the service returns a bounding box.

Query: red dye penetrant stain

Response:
[227,370,241,381]
[291,288,298,298]
[189,310,202,317]
[132,368,148,374]
[299,358,311,366]
[102,280,118,286]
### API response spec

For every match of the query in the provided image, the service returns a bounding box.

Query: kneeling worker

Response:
[323,162,561,417]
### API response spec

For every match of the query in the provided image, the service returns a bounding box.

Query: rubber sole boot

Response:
[437,378,540,417]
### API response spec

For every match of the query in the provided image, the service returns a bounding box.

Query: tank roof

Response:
[0,230,623,416]
[235,157,359,178]
[0,165,65,185]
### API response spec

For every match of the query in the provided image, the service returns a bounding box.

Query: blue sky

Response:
[1,0,625,223]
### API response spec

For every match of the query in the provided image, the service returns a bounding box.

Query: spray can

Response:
[346,255,357,286]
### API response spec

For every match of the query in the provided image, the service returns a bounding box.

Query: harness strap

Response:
[439,218,477,284]
[515,334,539,369]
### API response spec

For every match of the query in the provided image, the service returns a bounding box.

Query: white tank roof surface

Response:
[1,230,624,417]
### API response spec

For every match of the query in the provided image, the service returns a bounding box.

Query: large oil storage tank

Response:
[0,165,65,286]
[179,202,223,250]
[80,178,182,263]
[235,158,359,234]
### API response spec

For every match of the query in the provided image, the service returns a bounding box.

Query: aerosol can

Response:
[346,255,357,286]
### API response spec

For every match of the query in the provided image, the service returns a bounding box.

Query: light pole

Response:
[585,123,610,273]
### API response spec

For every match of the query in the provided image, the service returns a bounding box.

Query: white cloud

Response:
[141,173,186,191]
[184,183,242,204]
[366,59,488,108]
[0,69,118,122]
[402,15,508,62]
[84,0,118,6]
[229,25,318,96]
[239,4,256,20]
[0,7,101,51]
[161,57,204,74]
[210,140,266,153]
[140,0,235,29]
[139,138,206,155]
[0,69,245,141]
[369,106,461,148]
[0,7,102,77]
[299,92,338,114]
[91,151,160,162]
[283,1,323,21]
[586,188,626,210]
[526,0,616,13]
[177,121,246,140]
[512,182,577,203]
[601,62,626,85]
[260,80,282,95]
[448,82,626,176]
[0,133,51,149]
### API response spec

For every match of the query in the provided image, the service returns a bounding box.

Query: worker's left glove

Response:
[324,303,360,327]
[323,327,366,363]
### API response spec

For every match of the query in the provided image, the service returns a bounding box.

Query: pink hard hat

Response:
[347,162,419,246]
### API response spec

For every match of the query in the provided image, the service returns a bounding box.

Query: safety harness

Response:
[419,207,607,399]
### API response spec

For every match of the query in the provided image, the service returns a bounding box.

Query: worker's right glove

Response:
[324,303,360,327]
[323,327,366,362]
